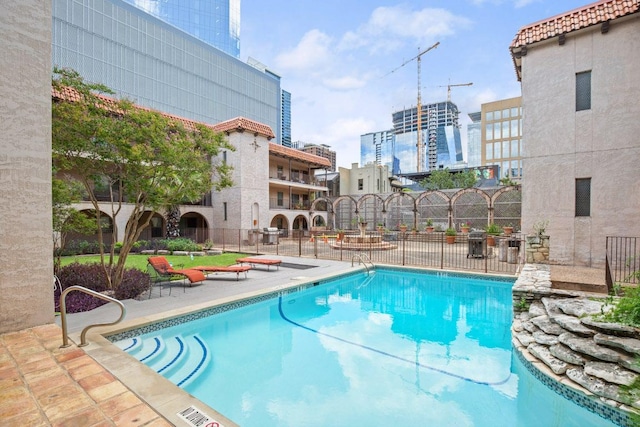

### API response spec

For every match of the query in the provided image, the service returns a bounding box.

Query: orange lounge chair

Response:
[147,256,206,293]
[236,257,282,271]
[192,264,251,281]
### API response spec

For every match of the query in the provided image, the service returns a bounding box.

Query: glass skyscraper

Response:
[391,101,463,173]
[281,90,292,147]
[52,0,281,143]
[360,130,399,174]
[122,0,240,58]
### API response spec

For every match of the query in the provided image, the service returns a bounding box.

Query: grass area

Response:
[59,252,249,271]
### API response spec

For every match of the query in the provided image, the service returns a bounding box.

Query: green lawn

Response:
[59,252,249,271]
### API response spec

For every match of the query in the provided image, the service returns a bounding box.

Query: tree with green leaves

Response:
[419,168,476,190]
[52,67,234,290]
[52,170,98,272]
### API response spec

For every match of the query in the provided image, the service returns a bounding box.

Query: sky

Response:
[241,0,592,169]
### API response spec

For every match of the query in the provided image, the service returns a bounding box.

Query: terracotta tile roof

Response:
[510,0,639,80]
[211,117,275,140]
[269,143,332,168]
[53,86,270,136]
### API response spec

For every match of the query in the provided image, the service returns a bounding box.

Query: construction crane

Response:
[439,82,473,102]
[387,42,439,172]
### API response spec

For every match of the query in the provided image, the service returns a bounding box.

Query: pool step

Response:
[117,334,210,387]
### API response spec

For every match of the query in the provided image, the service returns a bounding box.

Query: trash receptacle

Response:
[262,227,279,245]
[467,231,486,259]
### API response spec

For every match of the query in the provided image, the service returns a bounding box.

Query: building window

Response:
[223,202,227,221]
[576,71,591,111]
[358,179,363,191]
[575,178,591,216]
[277,191,283,206]
[222,151,227,164]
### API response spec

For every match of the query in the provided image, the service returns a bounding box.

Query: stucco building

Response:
[511,0,640,267]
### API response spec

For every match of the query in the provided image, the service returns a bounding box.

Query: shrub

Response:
[55,262,109,313]
[55,262,151,313]
[114,268,151,300]
[164,237,200,252]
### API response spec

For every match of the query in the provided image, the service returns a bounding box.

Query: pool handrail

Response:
[351,253,374,273]
[59,285,126,348]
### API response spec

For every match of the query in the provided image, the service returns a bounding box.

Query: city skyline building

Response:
[122,0,241,58]
[360,130,398,174]
[298,143,337,172]
[52,0,282,144]
[281,90,292,147]
[392,101,463,173]
[480,97,522,180]
[467,111,482,168]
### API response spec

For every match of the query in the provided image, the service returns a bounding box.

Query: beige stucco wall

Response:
[213,132,270,232]
[0,2,54,333]
[520,15,640,267]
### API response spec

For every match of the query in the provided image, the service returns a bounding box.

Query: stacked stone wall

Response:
[513,264,640,419]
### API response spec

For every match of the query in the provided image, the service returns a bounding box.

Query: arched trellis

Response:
[327,186,522,231]
[310,196,334,228]
[415,190,451,229]
[491,186,522,229]
[450,188,492,229]
[385,192,416,230]
[331,195,358,230]
[355,194,386,230]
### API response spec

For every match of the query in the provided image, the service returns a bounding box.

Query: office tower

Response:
[467,112,482,168]
[391,101,463,173]
[122,0,240,58]
[281,90,292,148]
[360,130,399,174]
[480,97,522,180]
[52,0,281,143]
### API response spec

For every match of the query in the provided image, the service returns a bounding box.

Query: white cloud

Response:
[338,5,471,54]
[322,76,367,91]
[274,29,334,73]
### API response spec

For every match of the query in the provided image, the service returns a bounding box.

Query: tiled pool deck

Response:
[0,259,607,426]
[0,256,359,426]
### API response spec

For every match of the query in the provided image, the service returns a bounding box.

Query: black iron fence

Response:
[606,236,640,291]
[210,228,523,275]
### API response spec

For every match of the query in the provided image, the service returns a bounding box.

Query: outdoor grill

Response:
[262,227,280,244]
[467,231,486,259]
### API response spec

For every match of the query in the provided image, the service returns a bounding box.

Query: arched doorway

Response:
[180,211,209,242]
[64,209,114,253]
[270,214,289,237]
[292,214,309,238]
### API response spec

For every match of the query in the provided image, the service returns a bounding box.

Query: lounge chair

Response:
[191,264,251,281]
[147,256,206,296]
[235,257,282,271]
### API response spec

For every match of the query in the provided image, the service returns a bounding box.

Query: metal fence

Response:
[211,228,523,276]
[606,236,640,291]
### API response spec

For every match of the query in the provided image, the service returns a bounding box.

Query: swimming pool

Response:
[112,267,620,426]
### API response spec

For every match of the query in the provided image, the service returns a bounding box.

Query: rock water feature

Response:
[331,222,397,251]
[513,264,640,423]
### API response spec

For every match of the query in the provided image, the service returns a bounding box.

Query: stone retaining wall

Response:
[525,235,550,263]
[513,264,638,424]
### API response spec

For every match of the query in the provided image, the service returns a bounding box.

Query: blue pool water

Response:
[114,268,620,426]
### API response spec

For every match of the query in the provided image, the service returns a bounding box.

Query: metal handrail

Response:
[351,253,374,272]
[59,285,126,348]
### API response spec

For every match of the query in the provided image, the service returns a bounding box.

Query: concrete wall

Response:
[520,15,640,267]
[0,2,54,333]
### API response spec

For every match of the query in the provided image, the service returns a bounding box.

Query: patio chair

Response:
[147,256,206,297]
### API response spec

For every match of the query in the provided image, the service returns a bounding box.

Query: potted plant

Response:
[503,224,514,236]
[377,222,385,233]
[461,221,471,234]
[425,218,434,232]
[485,223,502,246]
[399,222,408,233]
[445,227,457,244]
[336,229,345,241]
